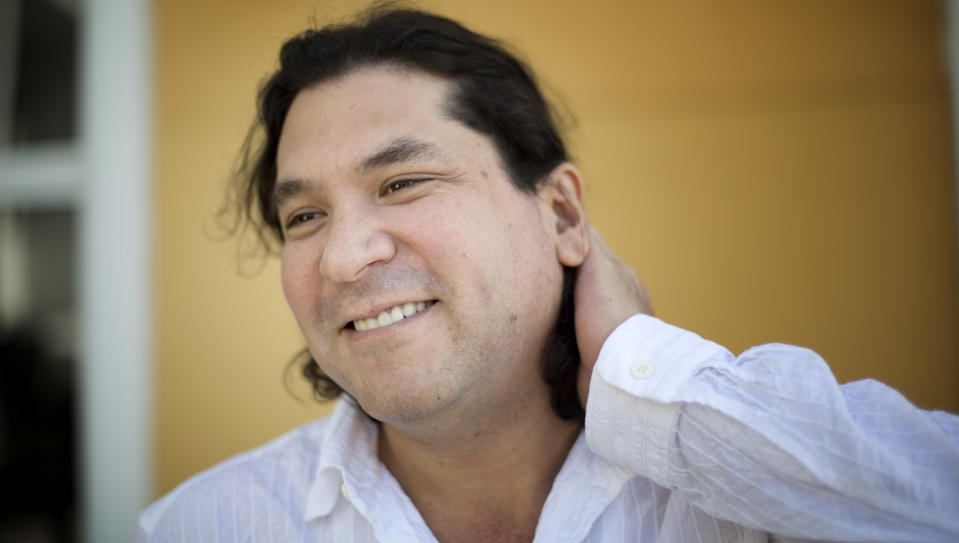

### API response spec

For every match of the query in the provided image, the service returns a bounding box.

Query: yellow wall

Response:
[155,1,958,496]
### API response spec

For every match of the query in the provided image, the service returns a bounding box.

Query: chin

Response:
[353,384,458,425]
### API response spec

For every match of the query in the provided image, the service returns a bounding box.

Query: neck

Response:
[377,392,581,543]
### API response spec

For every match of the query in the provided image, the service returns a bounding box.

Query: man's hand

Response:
[575,226,652,409]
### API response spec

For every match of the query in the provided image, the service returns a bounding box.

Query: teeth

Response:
[353,301,432,332]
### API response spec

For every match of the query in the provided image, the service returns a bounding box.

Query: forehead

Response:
[276,67,460,176]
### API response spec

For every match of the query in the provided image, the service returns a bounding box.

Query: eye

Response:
[285,210,324,230]
[381,178,426,196]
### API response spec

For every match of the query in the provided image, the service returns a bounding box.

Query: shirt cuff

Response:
[584,314,731,484]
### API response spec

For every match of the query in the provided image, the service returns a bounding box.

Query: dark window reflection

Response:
[0,210,77,542]
[4,0,77,145]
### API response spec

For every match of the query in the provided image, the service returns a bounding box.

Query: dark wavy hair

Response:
[234,5,584,420]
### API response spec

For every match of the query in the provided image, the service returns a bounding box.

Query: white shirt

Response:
[134,315,959,542]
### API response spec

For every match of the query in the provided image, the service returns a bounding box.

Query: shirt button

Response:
[631,361,654,379]
[341,483,352,502]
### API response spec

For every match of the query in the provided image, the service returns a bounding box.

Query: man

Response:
[135,7,959,542]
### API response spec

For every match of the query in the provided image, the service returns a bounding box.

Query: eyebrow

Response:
[356,136,444,175]
[273,137,446,209]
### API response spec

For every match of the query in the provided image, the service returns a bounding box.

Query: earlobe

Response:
[541,162,589,267]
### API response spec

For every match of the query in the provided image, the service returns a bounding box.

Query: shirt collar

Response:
[304,397,380,520]
[536,431,635,542]
[302,397,636,541]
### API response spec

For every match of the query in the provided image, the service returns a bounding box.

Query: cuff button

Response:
[631,361,654,379]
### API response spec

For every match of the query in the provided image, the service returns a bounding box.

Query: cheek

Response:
[503,201,565,305]
[280,245,316,317]
[503,199,559,267]
[452,197,560,298]
[396,198,478,260]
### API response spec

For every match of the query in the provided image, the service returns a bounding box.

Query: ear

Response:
[537,162,589,267]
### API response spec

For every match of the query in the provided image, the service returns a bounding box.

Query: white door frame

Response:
[79,0,152,541]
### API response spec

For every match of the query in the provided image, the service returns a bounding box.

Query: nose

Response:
[318,209,396,283]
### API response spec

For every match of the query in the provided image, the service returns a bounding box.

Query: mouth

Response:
[348,300,437,332]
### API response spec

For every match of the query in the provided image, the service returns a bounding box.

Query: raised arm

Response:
[575,229,959,541]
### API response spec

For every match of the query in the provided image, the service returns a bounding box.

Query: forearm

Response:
[585,315,959,542]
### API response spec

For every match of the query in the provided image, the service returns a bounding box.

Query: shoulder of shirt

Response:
[136,414,334,536]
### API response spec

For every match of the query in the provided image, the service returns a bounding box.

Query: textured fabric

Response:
[587,315,959,542]
[134,315,959,542]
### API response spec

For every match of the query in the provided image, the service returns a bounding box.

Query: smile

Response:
[352,300,436,332]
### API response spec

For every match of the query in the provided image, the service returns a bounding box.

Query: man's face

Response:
[276,66,566,424]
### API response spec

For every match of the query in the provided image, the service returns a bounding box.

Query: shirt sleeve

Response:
[584,314,959,542]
